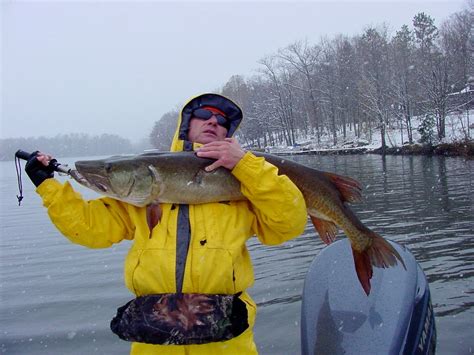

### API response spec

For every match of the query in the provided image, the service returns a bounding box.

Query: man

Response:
[25,93,307,354]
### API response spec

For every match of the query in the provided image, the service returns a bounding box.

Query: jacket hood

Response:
[170,93,243,152]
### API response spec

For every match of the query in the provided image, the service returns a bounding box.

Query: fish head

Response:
[74,156,157,206]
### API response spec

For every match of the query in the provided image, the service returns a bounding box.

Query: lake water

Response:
[1,154,473,354]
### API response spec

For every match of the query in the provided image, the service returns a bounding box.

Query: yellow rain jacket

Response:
[36,93,307,354]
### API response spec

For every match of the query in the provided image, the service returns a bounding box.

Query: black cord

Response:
[15,155,24,206]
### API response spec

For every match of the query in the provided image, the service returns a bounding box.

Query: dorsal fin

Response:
[324,172,362,203]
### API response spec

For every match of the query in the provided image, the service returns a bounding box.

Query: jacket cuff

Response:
[231,152,263,184]
[36,178,63,201]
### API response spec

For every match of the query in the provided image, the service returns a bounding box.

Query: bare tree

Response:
[357,26,392,153]
[278,40,323,142]
[258,56,298,146]
[390,24,417,143]
[412,12,450,140]
[318,38,340,145]
[334,35,360,139]
[439,8,473,139]
[439,10,473,91]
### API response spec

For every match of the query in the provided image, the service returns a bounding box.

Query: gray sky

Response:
[1,0,466,143]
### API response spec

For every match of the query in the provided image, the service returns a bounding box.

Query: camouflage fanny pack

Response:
[110,293,249,345]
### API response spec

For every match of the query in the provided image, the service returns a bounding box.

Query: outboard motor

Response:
[301,239,436,355]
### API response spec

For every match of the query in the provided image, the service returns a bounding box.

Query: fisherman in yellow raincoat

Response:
[24,93,307,354]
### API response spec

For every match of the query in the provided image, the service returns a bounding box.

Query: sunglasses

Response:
[192,108,229,129]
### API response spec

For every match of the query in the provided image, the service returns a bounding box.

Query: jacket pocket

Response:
[231,246,255,292]
[124,248,142,295]
[131,249,176,295]
[190,247,236,294]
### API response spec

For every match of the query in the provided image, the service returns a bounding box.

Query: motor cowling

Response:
[301,239,436,355]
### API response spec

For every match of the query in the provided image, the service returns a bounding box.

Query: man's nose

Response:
[207,115,219,125]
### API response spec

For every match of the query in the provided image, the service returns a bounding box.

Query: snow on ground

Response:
[266,110,473,153]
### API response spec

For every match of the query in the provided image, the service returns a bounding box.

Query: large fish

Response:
[73,151,405,295]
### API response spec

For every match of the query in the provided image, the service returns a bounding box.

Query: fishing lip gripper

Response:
[15,150,72,175]
[14,149,85,205]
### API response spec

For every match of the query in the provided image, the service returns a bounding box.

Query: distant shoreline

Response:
[268,141,474,158]
[2,141,472,162]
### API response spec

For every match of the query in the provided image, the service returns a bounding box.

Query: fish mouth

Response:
[75,159,137,198]
[78,172,112,193]
[75,160,113,193]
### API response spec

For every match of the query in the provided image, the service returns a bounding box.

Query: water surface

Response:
[1,155,473,354]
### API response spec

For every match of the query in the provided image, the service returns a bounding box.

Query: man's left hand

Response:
[196,138,246,172]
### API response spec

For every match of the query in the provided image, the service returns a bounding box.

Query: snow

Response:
[264,110,473,154]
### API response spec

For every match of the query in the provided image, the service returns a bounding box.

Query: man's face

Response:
[187,109,229,144]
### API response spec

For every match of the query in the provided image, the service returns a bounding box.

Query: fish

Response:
[73,151,405,295]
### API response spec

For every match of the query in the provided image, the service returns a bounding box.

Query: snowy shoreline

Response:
[266,141,474,157]
[261,110,473,158]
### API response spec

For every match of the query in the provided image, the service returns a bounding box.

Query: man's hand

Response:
[25,151,55,187]
[195,138,246,172]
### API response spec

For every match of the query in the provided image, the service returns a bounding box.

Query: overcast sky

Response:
[2,0,467,143]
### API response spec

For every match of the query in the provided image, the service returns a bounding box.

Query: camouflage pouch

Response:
[110,293,249,345]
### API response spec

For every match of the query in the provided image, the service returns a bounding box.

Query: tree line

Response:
[151,5,473,152]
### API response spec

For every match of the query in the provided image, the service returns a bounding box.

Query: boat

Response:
[301,239,436,354]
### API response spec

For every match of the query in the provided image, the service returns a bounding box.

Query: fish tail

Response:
[367,232,406,270]
[352,248,373,295]
[351,232,406,296]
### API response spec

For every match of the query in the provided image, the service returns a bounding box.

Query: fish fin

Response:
[352,232,407,296]
[146,203,162,233]
[367,233,407,270]
[310,215,338,244]
[324,172,363,203]
[352,247,373,295]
